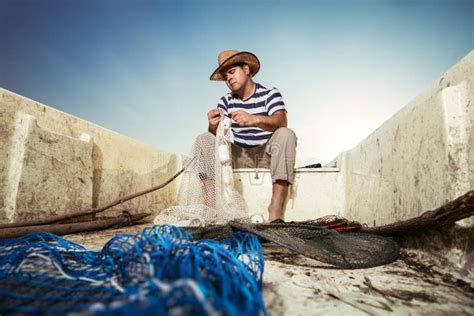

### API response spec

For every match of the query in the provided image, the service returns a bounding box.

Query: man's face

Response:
[221,64,251,92]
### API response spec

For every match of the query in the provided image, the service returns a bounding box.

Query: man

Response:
[199,49,297,222]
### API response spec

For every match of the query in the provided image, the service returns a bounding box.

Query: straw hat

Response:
[210,50,260,81]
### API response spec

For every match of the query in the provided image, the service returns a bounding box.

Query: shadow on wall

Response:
[11,152,180,223]
[91,154,180,219]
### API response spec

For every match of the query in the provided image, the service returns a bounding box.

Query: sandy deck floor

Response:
[64,223,474,315]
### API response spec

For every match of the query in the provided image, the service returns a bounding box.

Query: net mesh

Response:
[178,219,399,269]
[0,226,265,315]
[229,221,400,269]
[154,116,248,226]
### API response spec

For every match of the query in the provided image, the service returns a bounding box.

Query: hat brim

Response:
[209,51,260,81]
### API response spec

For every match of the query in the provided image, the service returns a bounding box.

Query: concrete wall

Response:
[338,50,474,275]
[343,51,473,227]
[0,111,93,222]
[0,89,183,223]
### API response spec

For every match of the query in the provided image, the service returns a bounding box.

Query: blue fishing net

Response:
[0,225,266,315]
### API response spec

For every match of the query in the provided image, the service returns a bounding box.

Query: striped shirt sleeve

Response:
[265,88,286,115]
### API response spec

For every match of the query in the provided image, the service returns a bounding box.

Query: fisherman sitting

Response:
[195,50,297,222]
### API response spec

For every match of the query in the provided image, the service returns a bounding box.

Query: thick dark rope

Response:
[0,212,151,239]
[360,190,473,236]
[0,158,193,229]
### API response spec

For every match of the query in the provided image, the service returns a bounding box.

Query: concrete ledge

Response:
[0,89,183,223]
[343,51,473,226]
[0,111,94,222]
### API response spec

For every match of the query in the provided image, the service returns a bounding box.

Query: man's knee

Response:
[194,132,216,180]
[266,128,297,159]
[272,127,297,144]
[195,132,216,149]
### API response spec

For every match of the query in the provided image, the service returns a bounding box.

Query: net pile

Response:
[230,221,400,269]
[179,219,399,269]
[155,116,248,226]
[0,226,265,315]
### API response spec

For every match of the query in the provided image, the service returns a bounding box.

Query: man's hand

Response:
[207,108,221,134]
[232,110,259,126]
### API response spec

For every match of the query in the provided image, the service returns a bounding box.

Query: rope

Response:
[0,225,266,315]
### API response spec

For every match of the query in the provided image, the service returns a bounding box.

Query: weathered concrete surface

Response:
[344,51,474,227]
[0,89,183,223]
[339,51,474,277]
[65,225,474,316]
[263,246,473,316]
[0,111,93,222]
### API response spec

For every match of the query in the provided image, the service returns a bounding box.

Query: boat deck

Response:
[64,223,474,315]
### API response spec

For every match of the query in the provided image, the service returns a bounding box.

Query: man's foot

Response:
[270,218,285,224]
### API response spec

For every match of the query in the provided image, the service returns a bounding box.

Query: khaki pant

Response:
[195,127,297,184]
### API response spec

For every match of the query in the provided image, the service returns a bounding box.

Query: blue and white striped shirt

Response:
[217,83,286,148]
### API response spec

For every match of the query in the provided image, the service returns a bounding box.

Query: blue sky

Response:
[1,0,473,165]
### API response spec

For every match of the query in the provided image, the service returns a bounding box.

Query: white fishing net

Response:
[154,114,249,226]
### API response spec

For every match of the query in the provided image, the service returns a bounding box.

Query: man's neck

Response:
[236,80,256,100]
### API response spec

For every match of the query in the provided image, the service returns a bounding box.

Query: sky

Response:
[1,0,473,166]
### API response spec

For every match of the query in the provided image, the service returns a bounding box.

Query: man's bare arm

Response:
[232,110,287,132]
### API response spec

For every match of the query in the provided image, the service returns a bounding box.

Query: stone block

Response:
[0,111,93,223]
